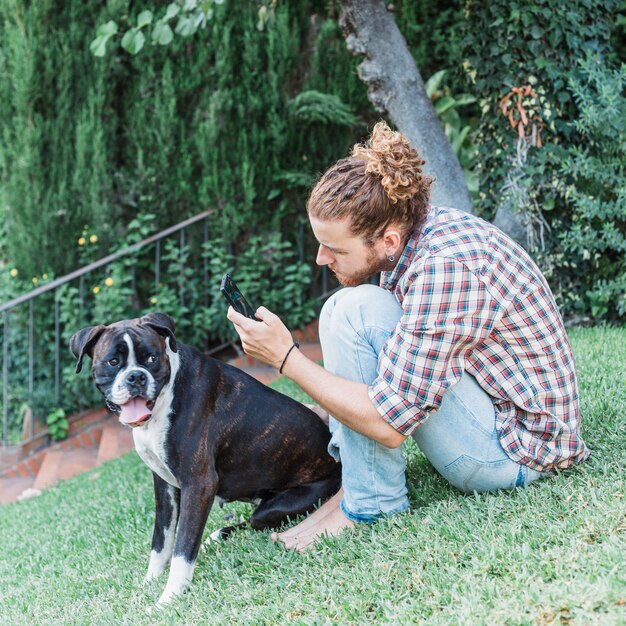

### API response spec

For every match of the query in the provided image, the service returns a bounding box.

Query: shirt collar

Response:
[380,205,434,290]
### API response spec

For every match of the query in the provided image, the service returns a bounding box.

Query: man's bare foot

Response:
[272,489,343,542]
[303,403,330,427]
[278,501,355,552]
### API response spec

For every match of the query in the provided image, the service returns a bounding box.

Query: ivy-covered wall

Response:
[461,0,625,320]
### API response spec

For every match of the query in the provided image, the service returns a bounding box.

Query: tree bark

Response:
[339,0,473,214]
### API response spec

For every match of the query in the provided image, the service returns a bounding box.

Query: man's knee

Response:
[320,285,398,339]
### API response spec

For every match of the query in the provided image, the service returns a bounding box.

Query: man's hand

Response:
[227,306,406,448]
[226,306,294,370]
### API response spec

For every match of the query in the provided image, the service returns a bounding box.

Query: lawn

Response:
[0,326,624,625]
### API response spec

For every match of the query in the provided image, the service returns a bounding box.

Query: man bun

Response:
[352,121,431,205]
[307,120,432,244]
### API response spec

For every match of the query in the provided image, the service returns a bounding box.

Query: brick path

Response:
[0,342,322,506]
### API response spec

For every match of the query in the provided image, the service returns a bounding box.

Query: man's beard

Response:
[331,251,395,288]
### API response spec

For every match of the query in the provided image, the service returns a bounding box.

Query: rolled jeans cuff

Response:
[340,497,409,525]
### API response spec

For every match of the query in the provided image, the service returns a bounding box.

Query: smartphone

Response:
[220,273,258,320]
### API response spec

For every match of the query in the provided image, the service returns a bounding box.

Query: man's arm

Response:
[227,306,407,448]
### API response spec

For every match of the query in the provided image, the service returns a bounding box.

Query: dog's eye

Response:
[107,357,120,367]
[146,354,158,364]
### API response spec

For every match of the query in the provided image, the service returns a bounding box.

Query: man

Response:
[227,122,589,551]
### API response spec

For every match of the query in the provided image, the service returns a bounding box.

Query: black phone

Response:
[220,273,258,319]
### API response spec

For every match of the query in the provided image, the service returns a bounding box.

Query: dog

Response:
[71,312,341,607]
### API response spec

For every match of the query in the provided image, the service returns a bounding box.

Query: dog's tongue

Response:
[119,397,151,425]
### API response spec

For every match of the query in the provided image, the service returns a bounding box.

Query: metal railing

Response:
[1,210,336,447]
[1,211,212,447]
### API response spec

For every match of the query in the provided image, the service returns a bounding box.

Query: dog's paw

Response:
[154,585,186,610]
[144,566,165,584]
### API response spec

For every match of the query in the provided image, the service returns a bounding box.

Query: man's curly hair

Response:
[307,121,432,244]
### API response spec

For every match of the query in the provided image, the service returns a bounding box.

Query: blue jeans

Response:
[319,285,547,524]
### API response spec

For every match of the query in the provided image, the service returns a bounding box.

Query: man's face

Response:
[309,216,391,287]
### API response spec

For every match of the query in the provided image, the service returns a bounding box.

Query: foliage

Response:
[462,0,619,220]
[555,55,626,320]
[394,0,466,81]
[0,0,118,278]
[0,0,477,280]
[45,408,68,441]
[425,69,478,193]
[0,0,364,279]
[461,0,624,322]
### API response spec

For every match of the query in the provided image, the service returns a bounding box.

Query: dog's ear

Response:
[141,312,178,353]
[70,325,107,374]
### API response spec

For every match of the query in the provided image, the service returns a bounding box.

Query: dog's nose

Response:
[126,370,147,388]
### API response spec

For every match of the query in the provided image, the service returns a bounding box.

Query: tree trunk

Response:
[493,201,528,246]
[339,0,473,214]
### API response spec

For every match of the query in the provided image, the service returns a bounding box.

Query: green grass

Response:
[1,327,624,625]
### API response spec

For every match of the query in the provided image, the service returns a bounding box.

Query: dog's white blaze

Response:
[110,333,156,405]
[133,339,180,488]
[156,555,195,607]
[145,486,179,580]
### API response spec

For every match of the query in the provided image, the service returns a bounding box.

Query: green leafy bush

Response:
[462,0,619,220]
[0,0,365,279]
[461,0,624,322]
[46,408,68,442]
[556,55,626,320]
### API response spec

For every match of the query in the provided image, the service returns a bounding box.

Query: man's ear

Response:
[382,225,404,258]
[141,312,178,353]
[70,325,107,374]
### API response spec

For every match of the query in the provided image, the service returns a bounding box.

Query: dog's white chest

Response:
[132,343,180,489]
[133,418,180,488]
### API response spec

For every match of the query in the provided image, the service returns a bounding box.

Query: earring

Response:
[388,255,395,262]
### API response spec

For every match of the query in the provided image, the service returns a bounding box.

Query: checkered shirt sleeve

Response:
[368,255,501,435]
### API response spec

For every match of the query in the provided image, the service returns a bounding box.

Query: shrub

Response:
[555,55,626,320]
[461,0,624,321]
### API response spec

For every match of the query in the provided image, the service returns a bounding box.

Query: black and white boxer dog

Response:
[71,312,341,607]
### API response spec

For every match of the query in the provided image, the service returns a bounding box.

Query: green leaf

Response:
[531,25,543,39]
[96,20,118,37]
[137,10,154,29]
[121,29,146,55]
[454,94,477,106]
[452,126,471,153]
[175,15,198,37]
[164,3,181,20]
[434,96,456,115]
[152,21,174,46]
[90,35,110,57]
[425,70,447,98]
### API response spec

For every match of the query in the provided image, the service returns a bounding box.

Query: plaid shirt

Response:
[368,206,589,472]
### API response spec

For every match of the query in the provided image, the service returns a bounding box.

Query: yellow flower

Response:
[78,237,86,246]
[93,286,100,294]
[104,277,114,287]
[90,235,98,244]
[10,268,18,277]
[150,297,158,305]
[42,273,48,280]
[32,277,38,285]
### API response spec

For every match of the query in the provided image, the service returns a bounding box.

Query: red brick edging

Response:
[0,408,109,480]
